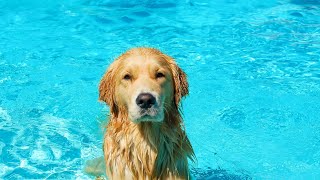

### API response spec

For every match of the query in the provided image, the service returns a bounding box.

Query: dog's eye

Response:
[123,74,131,80]
[156,72,165,78]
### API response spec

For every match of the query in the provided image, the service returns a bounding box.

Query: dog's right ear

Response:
[99,61,119,115]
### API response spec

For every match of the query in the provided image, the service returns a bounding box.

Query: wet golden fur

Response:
[99,48,195,179]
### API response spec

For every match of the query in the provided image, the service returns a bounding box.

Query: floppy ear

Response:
[99,61,119,115]
[162,54,189,105]
[171,64,189,105]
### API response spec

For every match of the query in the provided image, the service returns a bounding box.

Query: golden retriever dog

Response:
[98,47,195,179]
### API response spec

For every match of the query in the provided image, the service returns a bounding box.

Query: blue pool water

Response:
[1,0,320,179]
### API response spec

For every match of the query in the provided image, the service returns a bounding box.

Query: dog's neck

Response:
[112,112,179,146]
[106,109,193,178]
[138,122,162,148]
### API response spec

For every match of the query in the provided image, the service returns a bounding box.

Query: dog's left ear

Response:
[172,64,189,105]
[164,55,189,106]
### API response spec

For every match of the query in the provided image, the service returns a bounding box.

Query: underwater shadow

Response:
[191,167,251,180]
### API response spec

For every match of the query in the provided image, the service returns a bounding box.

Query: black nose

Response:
[136,93,156,109]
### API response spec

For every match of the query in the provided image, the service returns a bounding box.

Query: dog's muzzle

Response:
[129,92,163,123]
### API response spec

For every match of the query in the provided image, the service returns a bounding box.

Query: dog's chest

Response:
[104,127,158,178]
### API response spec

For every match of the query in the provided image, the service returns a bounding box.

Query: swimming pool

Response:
[0,0,319,179]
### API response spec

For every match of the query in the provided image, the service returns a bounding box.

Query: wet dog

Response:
[98,47,195,179]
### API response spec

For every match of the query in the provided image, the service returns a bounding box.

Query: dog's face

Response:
[114,54,174,123]
[99,48,188,123]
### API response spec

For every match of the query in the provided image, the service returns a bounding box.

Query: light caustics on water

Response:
[0,0,319,179]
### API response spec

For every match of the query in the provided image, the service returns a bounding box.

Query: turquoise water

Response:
[1,0,320,179]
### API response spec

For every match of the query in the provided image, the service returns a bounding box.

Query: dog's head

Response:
[99,48,188,123]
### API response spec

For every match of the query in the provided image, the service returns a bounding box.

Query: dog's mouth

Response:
[139,107,159,118]
[131,106,163,123]
[128,92,164,123]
